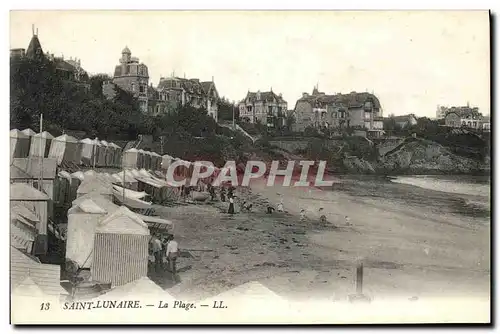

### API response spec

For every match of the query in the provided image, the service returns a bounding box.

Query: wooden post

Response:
[356,263,363,295]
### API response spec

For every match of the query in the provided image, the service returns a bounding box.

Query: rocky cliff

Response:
[341,139,489,175]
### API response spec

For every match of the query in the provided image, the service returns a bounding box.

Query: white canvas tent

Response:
[10,129,31,161]
[92,207,150,287]
[101,140,114,167]
[66,195,118,268]
[48,134,81,165]
[150,152,161,171]
[109,143,122,167]
[30,131,54,158]
[93,276,167,301]
[79,138,97,166]
[161,154,174,170]
[122,148,140,169]
[113,170,139,190]
[77,175,113,199]
[138,150,148,170]
[21,129,36,155]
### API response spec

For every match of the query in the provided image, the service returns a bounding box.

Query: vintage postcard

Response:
[9,10,491,324]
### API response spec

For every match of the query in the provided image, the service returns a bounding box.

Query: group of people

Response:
[149,234,179,281]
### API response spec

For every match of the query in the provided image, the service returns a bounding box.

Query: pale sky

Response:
[10,10,490,117]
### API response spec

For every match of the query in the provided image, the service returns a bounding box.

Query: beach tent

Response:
[48,134,82,165]
[10,129,31,161]
[55,170,72,205]
[10,246,67,297]
[139,150,150,170]
[112,188,153,215]
[100,140,114,167]
[112,171,139,191]
[77,175,113,200]
[92,206,150,287]
[10,204,38,254]
[199,281,288,311]
[10,183,50,255]
[161,154,174,171]
[21,129,36,155]
[66,195,118,269]
[155,152,163,170]
[122,148,141,169]
[71,171,85,181]
[92,139,106,167]
[138,169,154,179]
[92,276,172,304]
[21,128,37,137]
[30,131,54,158]
[109,143,122,167]
[79,138,97,166]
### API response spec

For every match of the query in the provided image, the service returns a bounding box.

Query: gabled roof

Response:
[296,91,381,110]
[11,157,58,179]
[33,131,54,139]
[77,176,113,195]
[10,246,67,296]
[12,277,47,297]
[10,183,49,201]
[10,165,32,179]
[392,114,417,122]
[11,203,40,223]
[244,91,286,104]
[10,129,28,138]
[96,206,149,235]
[53,134,79,143]
[21,128,36,136]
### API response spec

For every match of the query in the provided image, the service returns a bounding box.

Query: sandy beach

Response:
[151,176,490,307]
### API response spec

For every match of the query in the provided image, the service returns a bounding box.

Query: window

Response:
[131,83,136,91]
[364,112,371,120]
[139,85,145,93]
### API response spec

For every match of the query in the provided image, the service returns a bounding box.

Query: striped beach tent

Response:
[91,206,149,287]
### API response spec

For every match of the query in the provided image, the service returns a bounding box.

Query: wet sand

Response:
[151,177,490,306]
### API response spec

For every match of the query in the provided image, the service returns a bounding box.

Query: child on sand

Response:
[277,200,284,212]
[345,215,350,226]
[319,208,327,223]
[300,209,306,221]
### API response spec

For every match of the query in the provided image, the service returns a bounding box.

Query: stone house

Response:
[293,87,384,137]
[443,105,484,130]
[238,90,288,128]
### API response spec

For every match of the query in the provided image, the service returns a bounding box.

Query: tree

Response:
[217,97,238,121]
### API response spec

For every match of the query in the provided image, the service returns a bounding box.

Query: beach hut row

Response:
[66,172,172,288]
[122,148,162,171]
[10,129,123,168]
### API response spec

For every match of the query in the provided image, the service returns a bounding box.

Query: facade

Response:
[442,105,486,130]
[109,47,150,112]
[104,47,220,121]
[156,76,219,121]
[11,27,90,89]
[293,87,384,137]
[238,90,288,128]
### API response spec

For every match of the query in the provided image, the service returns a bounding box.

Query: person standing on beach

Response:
[277,199,284,212]
[345,215,351,226]
[300,209,306,221]
[150,236,163,273]
[166,235,179,281]
[228,195,235,214]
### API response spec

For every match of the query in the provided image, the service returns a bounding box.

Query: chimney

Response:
[302,92,309,98]
[32,24,34,36]
[212,76,214,82]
